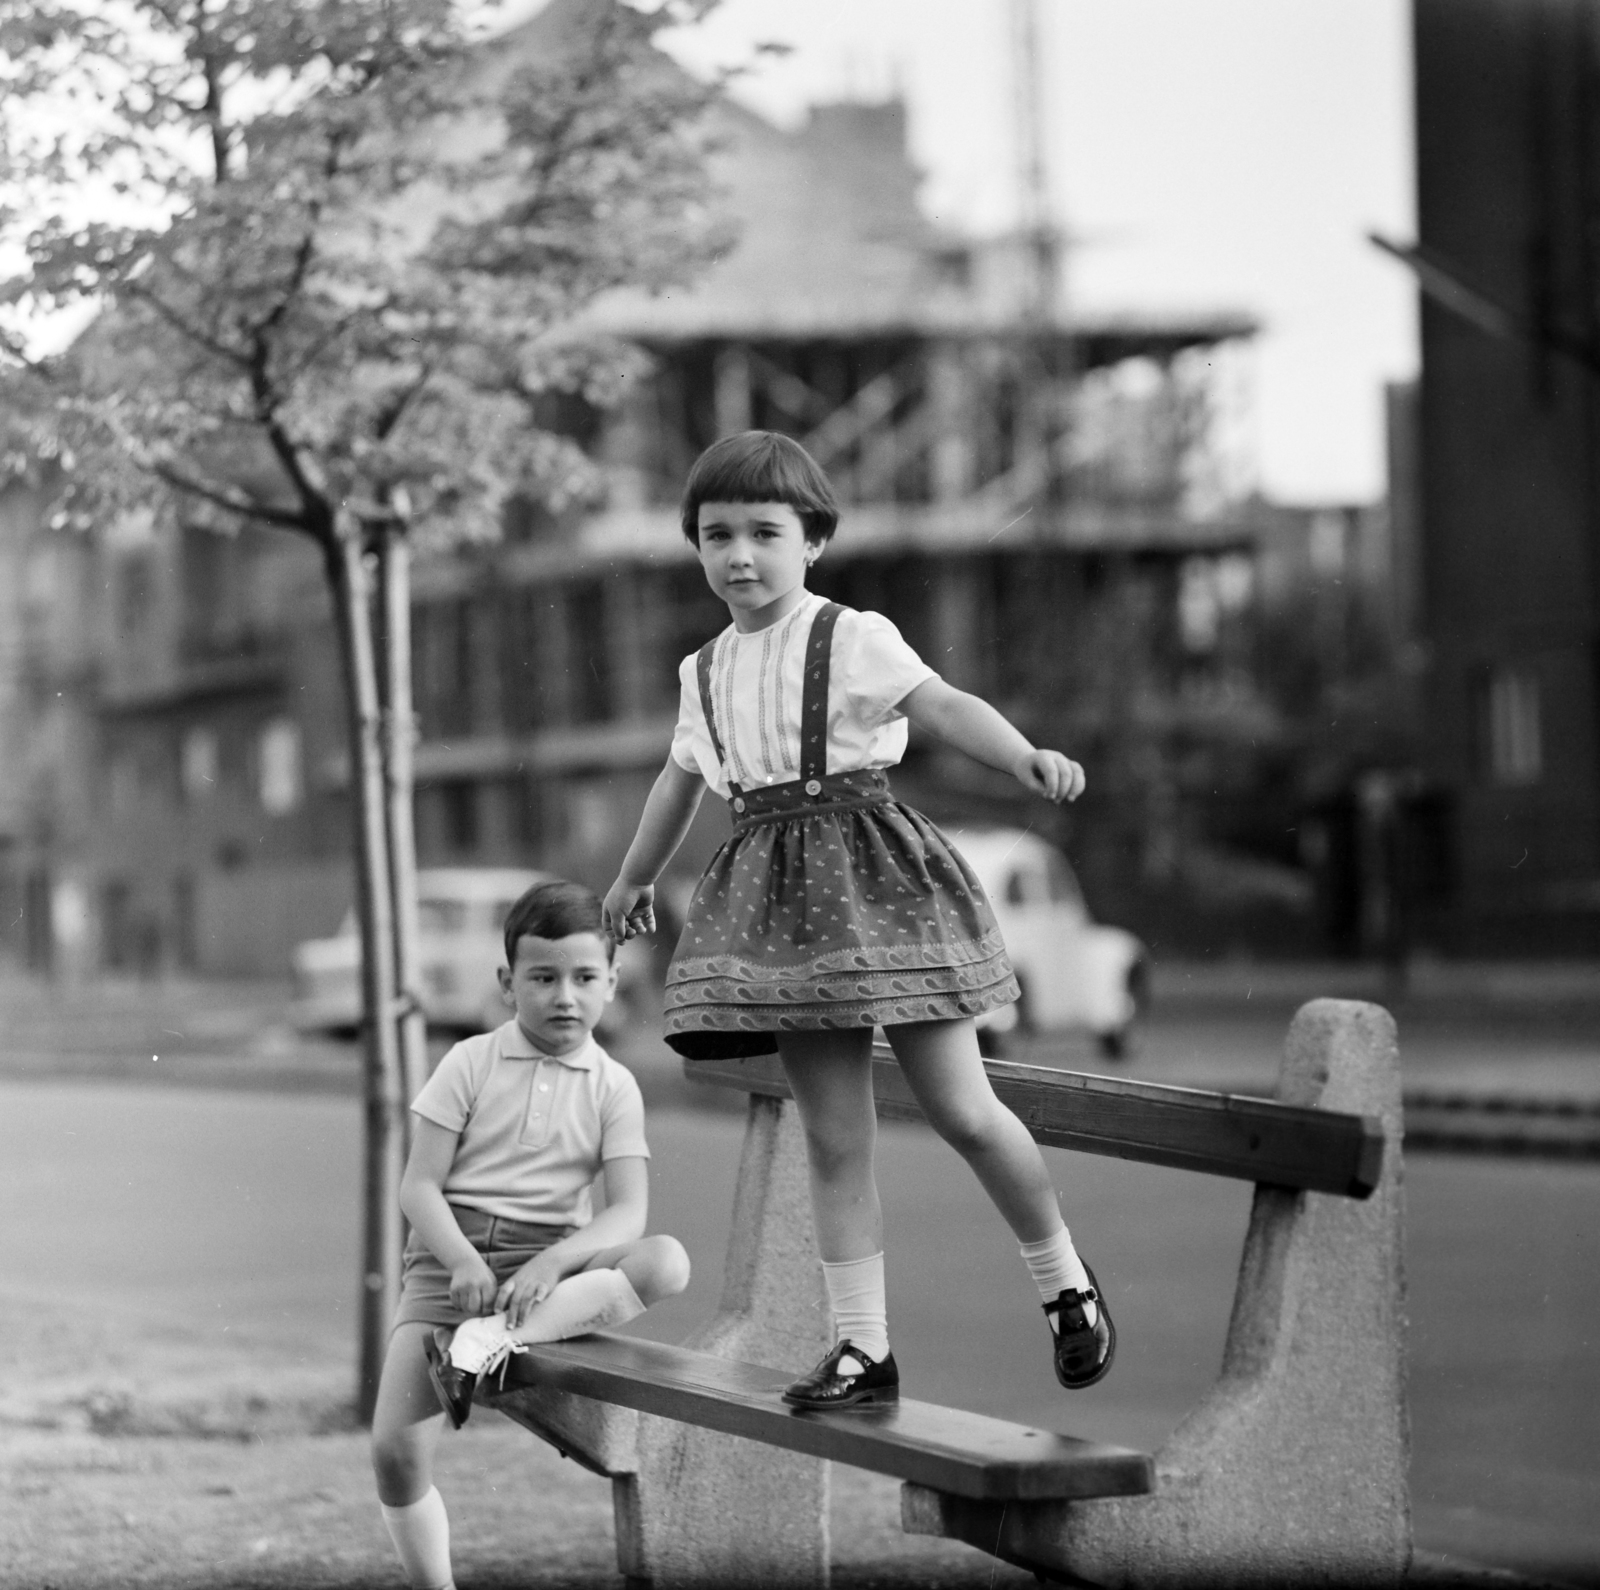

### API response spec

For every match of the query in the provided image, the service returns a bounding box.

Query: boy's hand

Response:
[448,1254,499,1317]
[498,1251,568,1329]
[1013,749,1086,804]
[603,879,655,943]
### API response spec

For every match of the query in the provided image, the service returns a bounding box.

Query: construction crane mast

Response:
[1011,0,1060,325]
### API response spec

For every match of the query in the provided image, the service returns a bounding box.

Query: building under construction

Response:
[0,31,1264,977]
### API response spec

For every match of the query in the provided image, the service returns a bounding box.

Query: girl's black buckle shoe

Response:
[1044,1262,1116,1389]
[782,1340,899,1410]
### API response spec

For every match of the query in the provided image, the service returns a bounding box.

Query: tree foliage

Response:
[0,0,727,1418]
[0,0,727,549]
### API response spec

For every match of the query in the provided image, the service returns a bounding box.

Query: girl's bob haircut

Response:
[680,430,840,546]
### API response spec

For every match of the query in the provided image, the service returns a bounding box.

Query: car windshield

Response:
[418,899,467,934]
[1046,854,1084,907]
[1003,853,1085,910]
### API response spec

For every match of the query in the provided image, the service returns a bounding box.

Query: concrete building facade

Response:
[1412,0,1600,951]
[1,19,1264,976]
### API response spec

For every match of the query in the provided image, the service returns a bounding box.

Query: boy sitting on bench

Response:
[371,879,691,1590]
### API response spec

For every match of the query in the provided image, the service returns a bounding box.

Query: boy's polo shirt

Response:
[410,1022,649,1227]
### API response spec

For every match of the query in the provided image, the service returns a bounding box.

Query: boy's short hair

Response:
[503,879,614,966]
[679,430,840,546]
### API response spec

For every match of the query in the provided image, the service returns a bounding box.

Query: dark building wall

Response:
[1415,0,1600,946]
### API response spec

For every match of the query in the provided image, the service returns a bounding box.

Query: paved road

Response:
[3,1075,1596,1586]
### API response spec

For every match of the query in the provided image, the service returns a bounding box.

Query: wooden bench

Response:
[483,999,1411,1588]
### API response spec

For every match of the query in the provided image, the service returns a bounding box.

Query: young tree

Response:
[0,0,724,1420]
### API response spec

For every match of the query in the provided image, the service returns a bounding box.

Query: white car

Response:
[944,827,1148,1059]
[291,867,636,1038]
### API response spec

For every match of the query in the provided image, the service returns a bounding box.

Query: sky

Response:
[635,0,1419,506]
[10,0,1419,508]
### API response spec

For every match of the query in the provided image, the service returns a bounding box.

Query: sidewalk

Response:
[3,960,1597,1128]
[1149,955,1600,1010]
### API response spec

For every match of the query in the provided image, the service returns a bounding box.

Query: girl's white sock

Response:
[821,1252,890,1364]
[380,1486,454,1590]
[508,1268,646,1345]
[1020,1227,1098,1328]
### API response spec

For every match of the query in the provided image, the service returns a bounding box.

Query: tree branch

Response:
[196,2,233,182]
[247,128,348,342]
[373,363,434,442]
[124,280,251,369]
[151,459,309,531]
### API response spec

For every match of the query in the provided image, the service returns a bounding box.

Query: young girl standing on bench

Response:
[603,430,1114,1411]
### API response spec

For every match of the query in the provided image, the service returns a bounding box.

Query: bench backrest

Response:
[686,1048,1384,1198]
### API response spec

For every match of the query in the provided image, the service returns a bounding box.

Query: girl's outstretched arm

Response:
[603,758,707,940]
[898,678,1086,803]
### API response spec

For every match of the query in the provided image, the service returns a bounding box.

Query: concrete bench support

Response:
[902,998,1412,1587]
[490,1092,831,1589]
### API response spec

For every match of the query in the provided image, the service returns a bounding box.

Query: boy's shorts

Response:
[391,1205,577,1331]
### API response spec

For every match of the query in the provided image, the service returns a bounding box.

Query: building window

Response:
[181,727,219,802]
[566,580,612,724]
[441,780,479,852]
[1479,666,1542,786]
[258,718,303,814]
[108,750,139,816]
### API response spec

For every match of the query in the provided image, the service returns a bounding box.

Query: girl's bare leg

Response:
[776,1027,881,1262]
[887,1017,1062,1243]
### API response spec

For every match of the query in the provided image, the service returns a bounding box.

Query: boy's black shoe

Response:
[423,1327,477,1429]
[1044,1262,1116,1389]
[782,1341,899,1410]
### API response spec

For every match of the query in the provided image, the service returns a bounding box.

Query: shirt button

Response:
[733,797,746,812]
[538,1083,550,1092]
[805,779,822,796]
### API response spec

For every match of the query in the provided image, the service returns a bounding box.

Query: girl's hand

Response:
[1014,749,1086,804]
[603,879,655,943]
[498,1252,568,1329]
[448,1254,499,1317]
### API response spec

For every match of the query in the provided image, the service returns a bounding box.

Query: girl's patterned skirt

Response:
[664,767,1020,1058]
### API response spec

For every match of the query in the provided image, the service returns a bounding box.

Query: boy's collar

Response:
[499,1022,598,1070]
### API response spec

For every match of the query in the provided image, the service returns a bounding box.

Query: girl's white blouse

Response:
[670,592,937,800]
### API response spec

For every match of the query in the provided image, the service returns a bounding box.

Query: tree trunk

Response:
[378,528,431,1119]
[327,516,407,1426]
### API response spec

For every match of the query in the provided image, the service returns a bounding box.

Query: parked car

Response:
[291,867,638,1039]
[944,827,1148,1059]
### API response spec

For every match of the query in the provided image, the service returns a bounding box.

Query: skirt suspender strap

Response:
[800,602,843,784]
[698,600,845,794]
[695,634,741,797]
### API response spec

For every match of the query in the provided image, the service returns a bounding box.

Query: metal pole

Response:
[329,514,406,1426]
[378,527,430,1121]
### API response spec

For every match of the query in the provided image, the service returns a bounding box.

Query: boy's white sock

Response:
[1021,1227,1098,1328]
[508,1268,647,1344]
[821,1252,890,1365]
[380,1486,454,1590]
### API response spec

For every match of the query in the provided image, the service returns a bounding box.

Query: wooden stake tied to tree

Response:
[0,0,726,1422]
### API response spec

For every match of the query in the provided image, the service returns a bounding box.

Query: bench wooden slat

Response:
[686,1051,1384,1198]
[486,1334,1154,1502]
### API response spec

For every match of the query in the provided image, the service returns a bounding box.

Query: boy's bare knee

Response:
[628,1234,691,1302]
[651,1234,692,1297]
[371,1428,426,1503]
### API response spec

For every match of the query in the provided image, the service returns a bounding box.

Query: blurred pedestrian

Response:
[370,879,690,1590]
[603,430,1112,1415]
